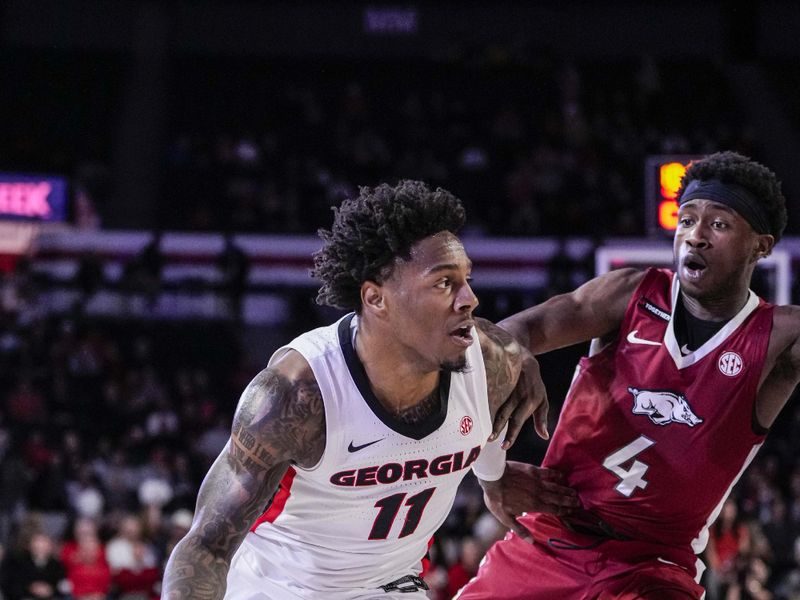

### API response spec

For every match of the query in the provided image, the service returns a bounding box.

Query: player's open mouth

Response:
[449,325,474,347]
[682,256,707,279]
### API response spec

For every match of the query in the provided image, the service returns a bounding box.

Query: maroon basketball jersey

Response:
[539,268,772,567]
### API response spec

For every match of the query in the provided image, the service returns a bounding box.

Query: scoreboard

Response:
[644,155,702,237]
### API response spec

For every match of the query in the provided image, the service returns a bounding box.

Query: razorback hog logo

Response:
[628,387,703,427]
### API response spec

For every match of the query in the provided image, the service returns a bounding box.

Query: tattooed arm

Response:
[162,349,325,600]
[476,318,549,441]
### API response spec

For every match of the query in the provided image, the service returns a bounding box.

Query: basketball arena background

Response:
[2,1,800,598]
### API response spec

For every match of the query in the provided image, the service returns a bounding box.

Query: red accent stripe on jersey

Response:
[419,536,434,577]
[250,466,297,532]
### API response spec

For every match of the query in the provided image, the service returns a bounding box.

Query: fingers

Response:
[502,497,579,517]
[496,388,534,450]
[533,467,569,483]
[532,392,550,440]
[501,464,581,515]
[508,518,534,543]
[493,507,534,543]
[490,391,517,443]
[501,414,525,450]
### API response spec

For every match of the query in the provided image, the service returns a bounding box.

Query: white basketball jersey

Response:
[229,313,492,598]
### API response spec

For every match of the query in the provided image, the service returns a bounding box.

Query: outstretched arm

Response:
[485,269,643,446]
[162,351,325,600]
[499,268,644,354]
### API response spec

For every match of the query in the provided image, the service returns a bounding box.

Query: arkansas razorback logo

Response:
[628,387,703,427]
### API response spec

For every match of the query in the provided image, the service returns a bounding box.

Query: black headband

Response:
[679,178,770,235]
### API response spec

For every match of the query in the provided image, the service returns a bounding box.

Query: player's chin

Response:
[440,353,470,374]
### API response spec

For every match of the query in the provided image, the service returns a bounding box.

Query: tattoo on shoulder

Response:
[476,318,521,408]
[231,368,326,471]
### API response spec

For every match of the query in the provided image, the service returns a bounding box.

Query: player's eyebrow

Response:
[424,260,473,276]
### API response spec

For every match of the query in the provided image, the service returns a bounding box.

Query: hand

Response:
[490,353,549,449]
[479,461,580,541]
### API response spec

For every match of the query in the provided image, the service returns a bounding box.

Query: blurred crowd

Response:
[160,53,758,237]
[0,259,247,599]
[2,51,766,237]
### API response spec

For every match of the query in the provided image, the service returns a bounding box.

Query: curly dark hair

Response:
[677,151,787,241]
[312,180,466,311]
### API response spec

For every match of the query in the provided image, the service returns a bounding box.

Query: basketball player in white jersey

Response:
[162,180,579,600]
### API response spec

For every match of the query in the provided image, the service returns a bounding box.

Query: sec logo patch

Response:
[459,416,473,435]
[718,351,743,377]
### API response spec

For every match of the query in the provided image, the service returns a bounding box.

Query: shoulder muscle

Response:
[233,350,326,470]
[476,318,522,414]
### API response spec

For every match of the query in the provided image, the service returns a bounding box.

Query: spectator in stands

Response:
[762,497,799,586]
[4,378,47,429]
[107,515,156,573]
[0,436,29,548]
[446,537,482,599]
[106,514,159,600]
[706,499,752,599]
[60,518,111,600]
[2,531,69,600]
[111,541,160,600]
[66,466,105,521]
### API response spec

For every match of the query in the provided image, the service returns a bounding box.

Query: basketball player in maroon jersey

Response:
[457,152,792,599]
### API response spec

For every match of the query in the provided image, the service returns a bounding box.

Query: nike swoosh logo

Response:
[348,438,385,453]
[626,330,661,346]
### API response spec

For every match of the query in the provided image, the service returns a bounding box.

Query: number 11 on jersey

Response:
[369,488,436,540]
[602,436,656,497]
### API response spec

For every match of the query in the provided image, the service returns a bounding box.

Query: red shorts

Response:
[454,515,704,600]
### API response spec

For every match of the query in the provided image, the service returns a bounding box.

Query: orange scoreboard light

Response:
[644,155,701,237]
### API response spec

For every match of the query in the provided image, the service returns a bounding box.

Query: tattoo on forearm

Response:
[163,366,326,599]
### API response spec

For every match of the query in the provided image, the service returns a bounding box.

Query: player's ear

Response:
[361,281,386,316]
[753,234,775,260]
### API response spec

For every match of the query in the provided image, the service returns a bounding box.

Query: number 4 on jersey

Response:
[602,436,655,497]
